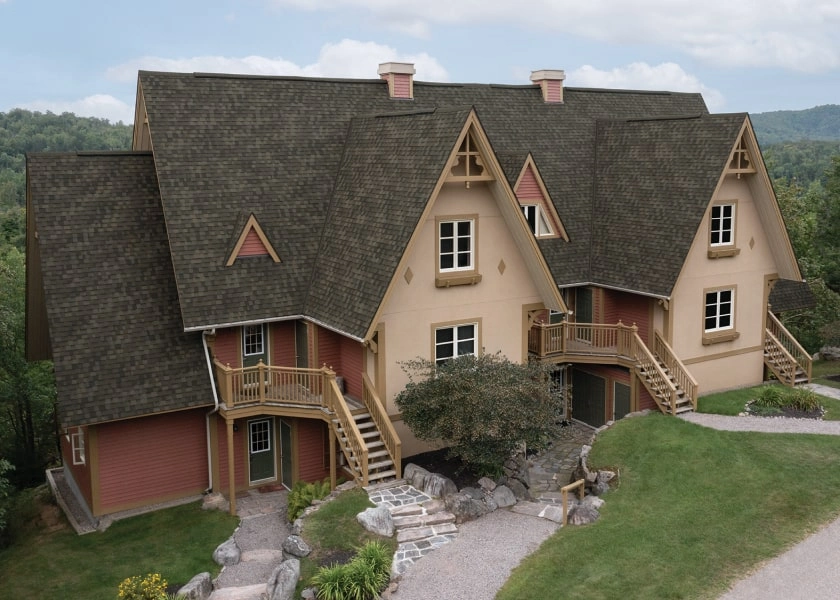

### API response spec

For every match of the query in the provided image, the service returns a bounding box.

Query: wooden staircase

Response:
[765,311,812,386]
[634,331,698,416]
[329,373,402,487]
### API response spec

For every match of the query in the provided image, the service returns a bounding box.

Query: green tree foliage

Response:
[752,104,840,145]
[395,353,565,475]
[764,141,840,186]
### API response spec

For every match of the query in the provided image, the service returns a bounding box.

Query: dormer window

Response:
[521,205,554,237]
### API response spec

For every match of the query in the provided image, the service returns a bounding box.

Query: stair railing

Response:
[362,373,402,478]
[766,310,812,383]
[764,330,798,387]
[631,329,679,415]
[325,369,369,485]
[653,331,699,410]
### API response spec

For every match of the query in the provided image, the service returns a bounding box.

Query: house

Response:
[25,63,814,521]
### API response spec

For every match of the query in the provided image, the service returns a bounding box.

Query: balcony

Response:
[528,321,638,363]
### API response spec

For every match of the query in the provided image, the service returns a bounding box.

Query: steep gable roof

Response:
[590,113,747,297]
[26,153,210,426]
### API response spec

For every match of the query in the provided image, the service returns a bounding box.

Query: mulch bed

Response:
[825,374,840,382]
[745,402,825,419]
[402,449,482,489]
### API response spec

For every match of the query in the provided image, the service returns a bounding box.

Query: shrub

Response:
[788,387,822,412]
[754,385,785,408]
[287,479,332,522]
[310,541,391,600]
[117,573,168,600]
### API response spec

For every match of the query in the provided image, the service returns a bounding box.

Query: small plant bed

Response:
[296,488,397,597]
[402,448,482,489]
[743,385,824,419]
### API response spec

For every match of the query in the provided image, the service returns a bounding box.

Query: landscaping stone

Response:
[213,536,241,566]
[491,484,517,508]
[281,534,311,558]
[356,505,394,537]
[301,587,317,600]
[424,473,458,498]
[177,572,212,600]
[566,502,599,525]
[477,477,496,492]
[820,346,840,361]
[265,558,299,600]
[444,491,489,524]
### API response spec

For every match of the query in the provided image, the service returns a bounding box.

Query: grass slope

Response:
[499,415,840,600]
[0,501,237,600]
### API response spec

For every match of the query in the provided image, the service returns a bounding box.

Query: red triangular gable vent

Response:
[226,215,281,266]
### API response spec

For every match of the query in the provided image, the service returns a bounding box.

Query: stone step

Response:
[396,522,458,543]
[364,478,407,493]
[389,504,424,517]
[510,501,565,523]
[392,511,456,529]
[208,583,266,600]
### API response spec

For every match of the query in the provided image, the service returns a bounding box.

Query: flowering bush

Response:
[117,573,167,600]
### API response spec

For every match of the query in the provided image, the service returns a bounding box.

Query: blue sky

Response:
[1,0,838,124]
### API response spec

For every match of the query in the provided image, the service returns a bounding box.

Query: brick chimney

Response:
[378,62,416,99]
[530,70,566,103]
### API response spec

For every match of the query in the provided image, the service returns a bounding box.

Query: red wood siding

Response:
[545,80,563,102]
[297,419,330,483]
[340,337,364,397]
[238,228,268,257]
[602,290,651,344]
[96,410,207,514]
[216,416,248,490]
[393,74,411,98]
[318,327,342,373]
[61,429,92,511]
[638,387,656,411]
[271,321,296,367]
[516,166,543,201]
[213,328,240,368]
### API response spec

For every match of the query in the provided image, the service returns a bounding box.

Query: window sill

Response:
[435,273,482,288]
[707,247,741,259]
[702,331,740,345]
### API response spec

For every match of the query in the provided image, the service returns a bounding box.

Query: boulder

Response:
[566,502,599,525]
[505,478,531,501]
[820,346,840,361]
[176,572,212,600]
[445,491,489,524]
[477,477,496,492]
[404,463,430,489]
[212,537,241,567]
[491,485,517,508]
[281,534,311,558]
[582,495,605,510]
[290,517,304,536]
[424,473,457,498]
[461,486,484,500]
[301,587,317,600]
[266,558,300,600]
[356,505,394,537]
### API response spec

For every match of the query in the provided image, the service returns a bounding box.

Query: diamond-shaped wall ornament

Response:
[498,259,506,275]
[404,267,414,284]
[749,237,755,250]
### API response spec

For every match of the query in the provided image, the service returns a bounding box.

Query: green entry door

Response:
[280,420,293,489]
[614,382,631,421]
[573,370,606,427]
[248,418,276,484]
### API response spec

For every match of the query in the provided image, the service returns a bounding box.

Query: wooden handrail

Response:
[631,331,679,415]
[561,479,585,526]
[528,321,638,360]
[213,359,329,409]
[653,331,699,409]
[327,372,369,486]
[766,310,812,381]
[362,373,402,479]
[764,329,799,386]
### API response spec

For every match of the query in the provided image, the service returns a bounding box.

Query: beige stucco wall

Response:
[670,173,778,393]
[374,181,546,456]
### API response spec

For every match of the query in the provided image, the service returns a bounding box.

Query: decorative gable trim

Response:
[226,214,280,266]
[514,155,569,241]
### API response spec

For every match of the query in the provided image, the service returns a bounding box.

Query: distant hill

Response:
[751,104,840,146]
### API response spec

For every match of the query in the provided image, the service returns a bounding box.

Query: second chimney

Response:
[378,62,416,100]
[530,70,566,103]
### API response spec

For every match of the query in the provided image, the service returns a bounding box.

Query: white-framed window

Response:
[521,205,554,237]
[70,428,85,466]
[243,324,265,356]
[704,289,734,332]
[439,219,474,272]
[435,323,477,365]
[249,419,272,453]
[710,204,734,246]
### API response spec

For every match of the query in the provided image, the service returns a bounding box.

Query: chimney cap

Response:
[530,69,566,82]
[378,62,416,76]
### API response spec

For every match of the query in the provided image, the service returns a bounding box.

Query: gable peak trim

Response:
[226,214,281,266]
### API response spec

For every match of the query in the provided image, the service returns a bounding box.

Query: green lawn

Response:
[498,414,840,600]
[813,359,840,390]
[0,499,238,600]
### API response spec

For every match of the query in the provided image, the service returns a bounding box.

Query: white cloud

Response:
[271,0,840,72]
[569,62,725,111]
[106,39,448,83]
[20,95,133,124]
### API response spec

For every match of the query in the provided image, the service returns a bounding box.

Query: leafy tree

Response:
[395,353,565,476]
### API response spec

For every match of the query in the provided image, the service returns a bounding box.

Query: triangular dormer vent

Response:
[226,214,281,266]
[446,130,495,188]
[514,156,568,240]
[726,136,757,178]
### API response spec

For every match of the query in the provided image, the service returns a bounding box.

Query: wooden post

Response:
[227,418,236,516]
[561,479,585,526]
[329,426,336,490]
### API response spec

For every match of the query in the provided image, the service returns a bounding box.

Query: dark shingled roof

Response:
[591,114,747,296]
[27,153,211,427]
[138,72,713,336]
[769,279,817,312]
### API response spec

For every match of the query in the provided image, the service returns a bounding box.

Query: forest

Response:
[0,104,838,536]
